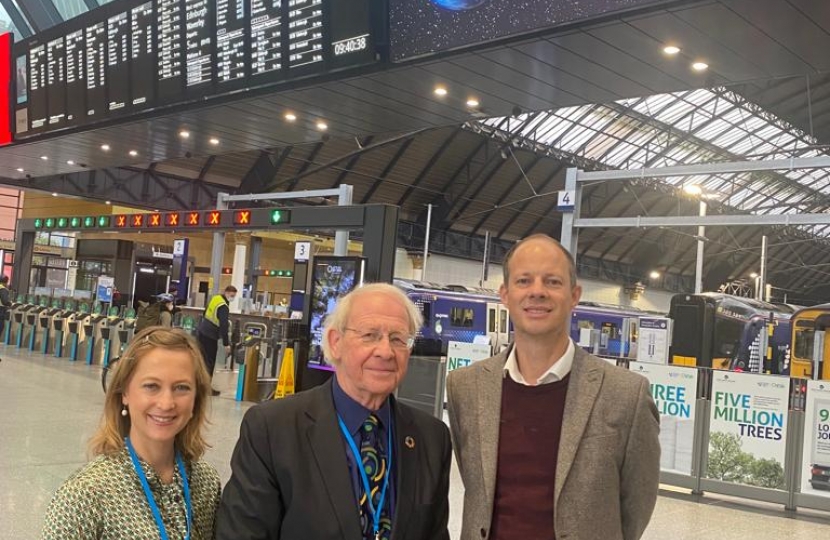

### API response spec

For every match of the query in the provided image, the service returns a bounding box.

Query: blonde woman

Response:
[43,327,221,540]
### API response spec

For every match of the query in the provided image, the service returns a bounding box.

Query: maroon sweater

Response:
[490,374,570,540]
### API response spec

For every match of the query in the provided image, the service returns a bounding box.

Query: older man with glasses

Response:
[216,283,452,540]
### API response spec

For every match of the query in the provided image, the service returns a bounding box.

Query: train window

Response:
[489,308,496,332]
[421,302,432,325]
[500,310,508,333]
[450,307,474,328]
[794,328,815,360]
[713,317,744,362]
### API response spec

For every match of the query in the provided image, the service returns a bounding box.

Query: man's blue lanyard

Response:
[337,415,393,539]
[125,438,193,540]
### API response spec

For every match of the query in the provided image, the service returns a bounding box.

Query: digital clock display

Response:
[332,34,369,57]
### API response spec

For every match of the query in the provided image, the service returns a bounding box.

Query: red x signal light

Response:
[207,211,221,226]
[187,212,200,226]
[116,215,127,228]
[166,213,180,227]
[131,214,144,227]
[149,213,161,227]
[234,210,251,225]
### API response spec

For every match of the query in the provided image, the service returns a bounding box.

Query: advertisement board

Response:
[707,371,789,489]
[637,317,671,365]
[446,341,491,373]
[801,380,830,496]
[96,275,114,303]
[306,256,364,371]
[630,362,697,475]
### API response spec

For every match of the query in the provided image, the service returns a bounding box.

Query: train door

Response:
[486,302,499,350]
[814,315,830,380]
[498,305,510,351]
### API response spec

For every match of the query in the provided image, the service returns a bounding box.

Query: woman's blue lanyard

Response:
[125,438,193,540]
[337,415,393,540]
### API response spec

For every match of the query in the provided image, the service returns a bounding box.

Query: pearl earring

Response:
[121,405,128,417]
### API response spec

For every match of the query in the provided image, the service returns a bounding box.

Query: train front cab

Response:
[669,294,717,369]
[790,303,830,380]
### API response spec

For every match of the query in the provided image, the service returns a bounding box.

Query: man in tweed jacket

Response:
[447,234,660,540]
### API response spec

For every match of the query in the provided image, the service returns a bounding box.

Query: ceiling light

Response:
[129,150,138,157]
[692,61,708,72]
[434,86,448,97]
[179,130,190,139]
[649,271,661,279]
[40,155,48,161]
[16,168,23,173]
[466,98,480,108]
[105,200,112,205]
[316,121,328,131]
[51,192,58,197]
[750,272,759,279]
[101,144,110,151]
[209,137,220,145]
[683,184,703,196]
[284,112,297,122]
[663,45,681,55]
[67,160,75,165]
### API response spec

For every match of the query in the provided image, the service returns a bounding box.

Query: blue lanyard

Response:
[125,438,193,540]
[337,414,393,539]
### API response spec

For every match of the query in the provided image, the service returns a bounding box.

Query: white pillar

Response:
[695,201,706,294]
[230,243,246,314]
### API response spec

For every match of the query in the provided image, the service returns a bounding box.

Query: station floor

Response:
[2,345,830,539]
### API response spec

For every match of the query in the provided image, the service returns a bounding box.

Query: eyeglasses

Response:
[343,328,415,350]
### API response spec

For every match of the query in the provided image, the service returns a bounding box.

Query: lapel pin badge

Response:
[405,436,415,449]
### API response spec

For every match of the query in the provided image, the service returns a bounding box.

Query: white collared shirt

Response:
[504,339,575,386]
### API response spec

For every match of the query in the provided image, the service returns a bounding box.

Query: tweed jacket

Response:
[447,346,660,540]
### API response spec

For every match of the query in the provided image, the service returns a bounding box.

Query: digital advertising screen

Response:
[306,256,365,371]
[390,0,668,61]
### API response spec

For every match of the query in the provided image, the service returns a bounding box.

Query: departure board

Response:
[65,29,85,124]
[184,0,212,90]
[216,0,246,84]
[46,37,66,127]
[130,2,154,108]
[28,44,47,131]
[288,0,324,70]
[251,0,282,76]
[158,0,184,104]
[85,22,106,119]
[106,12,130,114]
[12,0,377,138]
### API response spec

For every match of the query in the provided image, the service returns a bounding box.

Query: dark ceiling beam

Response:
[236,151,276,194]
[470,155,543,236]
[0,167,222,210]
[0,0,33,38]
[781,244,830,292]
[447,147,511,223]
[282,142,325,192]
[396,128,461,207]
[329,136,375,189]
[361,139,414,203]
[496,163,564,238]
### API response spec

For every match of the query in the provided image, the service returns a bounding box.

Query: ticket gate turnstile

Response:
[24,304,48,351]
[67,303,92,362]
[81,307,106,365]
[116,309,137,356]
[35,306,62,354]
[97,307,124,368]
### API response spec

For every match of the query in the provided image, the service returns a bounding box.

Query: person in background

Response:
[216,283,451,540]
[0,275,10,361]
[447,234,661,540]
[157,293,176,327]
[196,285,237,397]
[42,327,221,540]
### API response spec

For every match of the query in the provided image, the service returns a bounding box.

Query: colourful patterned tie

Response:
[360,414,392,540]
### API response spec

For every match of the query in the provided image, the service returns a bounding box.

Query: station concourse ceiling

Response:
[4,0,830,302]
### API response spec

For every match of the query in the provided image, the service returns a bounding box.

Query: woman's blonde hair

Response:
[89,326,212,462]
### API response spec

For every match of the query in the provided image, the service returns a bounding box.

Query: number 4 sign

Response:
[557,190,576,212]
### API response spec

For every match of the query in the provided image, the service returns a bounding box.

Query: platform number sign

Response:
[294,241,311,262]
[557,190,576,212]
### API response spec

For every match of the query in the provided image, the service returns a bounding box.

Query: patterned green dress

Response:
[42,448,221,540]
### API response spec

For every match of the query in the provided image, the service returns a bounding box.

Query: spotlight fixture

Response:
[40,155,48,161]
[179,130,190,139]
[692,61,708,72]
[51,192,58,197]
[750,272,759,279]
[284,112,297,122]
[316,121,328,131]
[683,184,703,196]
[101,144,111,151]
[67,160,75,165]
[650,271,661,279]
[129,150,138,157]
[466,98,480,108]
[209,137,220,145]
[16,168,23,173]
[434,86,448,96]
[663,45,681,55]
[105,200,112,205]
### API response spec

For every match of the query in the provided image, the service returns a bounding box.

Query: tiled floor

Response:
[2,344,829,539]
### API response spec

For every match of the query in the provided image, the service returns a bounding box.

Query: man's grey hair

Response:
[321,282,424,364]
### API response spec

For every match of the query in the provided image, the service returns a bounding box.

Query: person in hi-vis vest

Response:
[197,285,237,396]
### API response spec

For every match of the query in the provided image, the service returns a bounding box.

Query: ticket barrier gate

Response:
[51,301,73,358]
[13,295,38,348]
[236,323,280,402]
[80,304,106,365]
[6,296,24,345]
[97,307,124,368]
[66,303,92,362]
[116,308,137,357]
[2,309,10,344]
[35,300,65,354]
[24,300,49,352]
